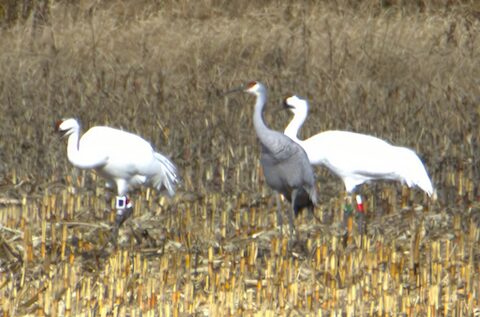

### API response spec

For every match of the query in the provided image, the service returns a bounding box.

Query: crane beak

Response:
[54,120,67,137]
[282,97,294,110]
[222,85,244,96]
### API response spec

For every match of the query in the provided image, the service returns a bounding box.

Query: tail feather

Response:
[307,185,318,206]
[152,152,179,197]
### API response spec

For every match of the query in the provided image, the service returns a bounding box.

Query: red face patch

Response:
[246,81,257,89]
[55,120,64,132]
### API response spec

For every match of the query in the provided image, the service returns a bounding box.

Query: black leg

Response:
[111,196,133,244]
[355,194,366,235]
[275,194,283,236]
[289,189,298,241]
[115,206,133,228]
[343,194,354,228]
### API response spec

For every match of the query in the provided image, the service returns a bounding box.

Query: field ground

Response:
[0,1,480,315]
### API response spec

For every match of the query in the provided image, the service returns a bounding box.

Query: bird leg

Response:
[355,195,365,213]
[275,194,283,236]
[355,195,366,234]
[111,196,133,243]
[343,194,354,235]
[288,190,299,241]
[343,195,354,216]
[115,196,133,227]
[344,194,367,235]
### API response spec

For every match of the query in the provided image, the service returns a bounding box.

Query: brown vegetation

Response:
[0,0,479,315]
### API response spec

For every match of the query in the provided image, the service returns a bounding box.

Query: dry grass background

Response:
[1,0,480,315]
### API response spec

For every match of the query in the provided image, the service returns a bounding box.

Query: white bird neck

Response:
[66,127,83,167]
[64,125,107,169]
[284,109,307,143]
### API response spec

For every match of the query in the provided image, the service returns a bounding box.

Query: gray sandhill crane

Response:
[226,82,318,238]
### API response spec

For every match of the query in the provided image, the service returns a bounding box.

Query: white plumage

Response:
[283,95,433,197]
[56,118,179,229]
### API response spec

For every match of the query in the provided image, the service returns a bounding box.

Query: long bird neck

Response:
[252,92,278,149]
[284,110,307,143]
[66,128,82,166]
[65,127,105,169]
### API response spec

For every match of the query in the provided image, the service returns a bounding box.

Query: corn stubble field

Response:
[0,0,480,315]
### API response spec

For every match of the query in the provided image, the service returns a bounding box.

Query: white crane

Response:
[283,95,433,213]
[56,118,179,236]
[226,82,318,239]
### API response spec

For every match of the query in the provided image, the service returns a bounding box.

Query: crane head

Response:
[55,118,79,137]
[243,81,266,95]
[283,95,295,109]
[283,95,308,115]
[244,81,259,91]
[223,81,265,96]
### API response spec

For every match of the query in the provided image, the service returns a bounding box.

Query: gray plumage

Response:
[236,81,318,237]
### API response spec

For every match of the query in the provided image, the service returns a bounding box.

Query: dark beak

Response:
[222,84,244,96]
[54,120,67,136]
[282,97,294,110]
